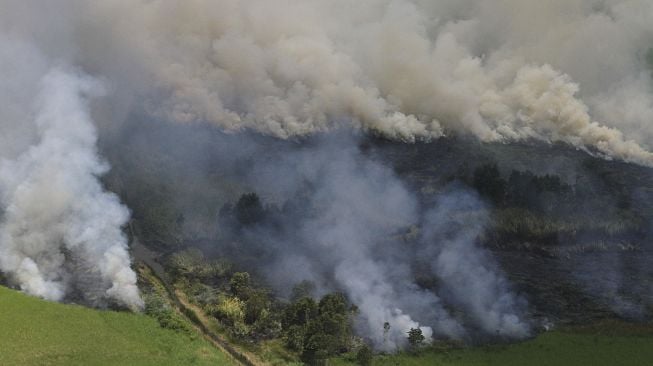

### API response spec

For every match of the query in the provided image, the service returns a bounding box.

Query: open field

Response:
[334,321,653,366]
[0,285,235,366]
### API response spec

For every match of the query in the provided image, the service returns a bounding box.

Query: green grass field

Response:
[3,283,653,366]
[334,321,653,366]
[0,285,235,366]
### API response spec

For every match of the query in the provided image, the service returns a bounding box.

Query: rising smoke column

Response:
[0,63,142,309]
[420,190,530,339]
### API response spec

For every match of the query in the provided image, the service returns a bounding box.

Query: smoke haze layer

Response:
[2,0,653,165]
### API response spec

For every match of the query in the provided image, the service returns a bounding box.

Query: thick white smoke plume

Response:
[0,38,142,309]
[4,0,652,165]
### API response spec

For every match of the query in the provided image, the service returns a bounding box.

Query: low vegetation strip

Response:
[137,261,261,366]
[334,322,653,366]
[0,285,235,366]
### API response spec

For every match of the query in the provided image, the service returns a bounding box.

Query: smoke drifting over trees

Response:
[3,1,653,164]
[0,0,652,352]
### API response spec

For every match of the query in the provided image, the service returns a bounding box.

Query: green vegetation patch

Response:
[0,285,235,366]
[334,323,653,366]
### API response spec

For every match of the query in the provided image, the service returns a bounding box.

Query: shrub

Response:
[215,295,245,326]
[356,344,373,366]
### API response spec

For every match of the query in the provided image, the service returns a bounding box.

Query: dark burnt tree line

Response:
[467,161,646,246]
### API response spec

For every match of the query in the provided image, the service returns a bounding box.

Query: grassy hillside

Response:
[0,285,235,366]
[334,321,653,366]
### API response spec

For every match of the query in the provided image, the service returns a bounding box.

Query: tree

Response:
[235,193,265,225]
[291,280,316,301]
[284,297,318,328]
[283,293,353,361]
[244,289,269,325]
[302,333,334,365]
[356,344,373,366]
[507,170,534,207]
[407,328,425,348]
[318,292,347,316]
[473,163,506,205]
[285,325,306,351]
[229,272,250,298]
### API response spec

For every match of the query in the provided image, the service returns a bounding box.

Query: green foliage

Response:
[407,328,425,348]
[244,289,270,324]
[214,295,246,326]
[291,280,317,301]
[319,293,348,315]
[283,293,354,363]
[333,322,653,366]
[302,333,337,364]
[493,208,643,241]
[230,272,251,298]
[284,297,319,328]
[168,249,231,280]
[252,308,282,339]
[285,325,307,352]
[143,292,194,336]
[356,345,374,366]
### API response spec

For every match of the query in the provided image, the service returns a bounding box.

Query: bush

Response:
[244,289,269,324]
[285,325,306,351]
[230,272,251,298]
[284,297,318,328]
[407,328,425,348]
[235,193,265,225]
[283,293,354,360]
[143,292,194,336]
[252,308,282,339]
[168,249,231,280]
[215,295,245,326]
[356,345,373,366]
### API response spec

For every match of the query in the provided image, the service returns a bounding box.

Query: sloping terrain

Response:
[0,285,235,366]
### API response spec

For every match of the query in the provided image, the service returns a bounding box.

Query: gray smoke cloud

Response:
[0,38,141,310]
[420,191,530,338]
[203,135,531,350]
[4,0,651,165]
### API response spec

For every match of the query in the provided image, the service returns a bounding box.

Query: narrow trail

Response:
[132,238,265,366]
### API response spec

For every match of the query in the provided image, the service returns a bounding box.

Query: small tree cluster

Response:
[282,293,354,364]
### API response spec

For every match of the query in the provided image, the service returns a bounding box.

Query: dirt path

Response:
[175,289,267,366]
[137,260,266,366]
